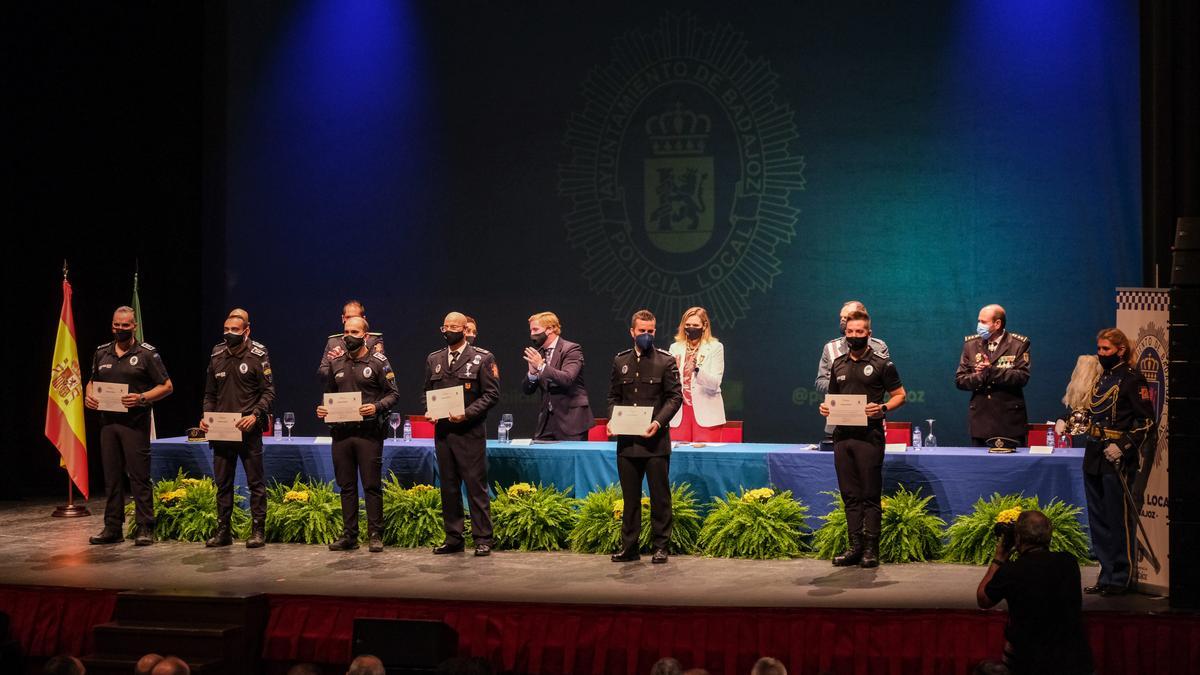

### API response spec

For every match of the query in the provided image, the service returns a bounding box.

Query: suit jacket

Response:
[668,340,726,428]
[521,337,593,439]
[607,347,683,457]
[422,344,500,439]
[955,330,1031,441]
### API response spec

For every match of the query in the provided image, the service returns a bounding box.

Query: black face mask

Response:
[846,335,869,351]
[1098,352,1123,370]
[344,335,365,352]
[531,332,549,348]
[684,326,703,341]
[443,330,464,345]
[114,328,134,343]
[223,332,245,348]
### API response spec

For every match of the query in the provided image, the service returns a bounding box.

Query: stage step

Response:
[81,590,268,675]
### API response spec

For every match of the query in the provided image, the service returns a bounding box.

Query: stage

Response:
[2,498,1196,674]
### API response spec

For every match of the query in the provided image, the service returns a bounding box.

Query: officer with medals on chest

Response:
[84,306,174,546]
[424,312,500,556]
[316,316,399,553]
[318,300,384,382]
[199,311,275,548]
[955,304,1031,451]
[819,310,906,568]
[1054,328,1155,596]
[607,310,683,564]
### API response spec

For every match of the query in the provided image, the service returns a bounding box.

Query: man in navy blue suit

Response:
[522,311,593,441]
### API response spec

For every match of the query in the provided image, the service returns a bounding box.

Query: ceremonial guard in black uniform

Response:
[607,310,683,564]
[424,312,500,556]
[955,304,1031,450]
[200,313,275,548]
[318,299,384,382]
[84,306,173,546]
[820,310,905,568]
[1056,329,1154,596]
[317,317,399,553]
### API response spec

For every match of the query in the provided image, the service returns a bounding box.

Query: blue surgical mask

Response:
[635,333,655,352]
[976,322,992,340]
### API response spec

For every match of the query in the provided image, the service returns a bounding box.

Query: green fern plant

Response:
[381,476,444,547]
[264,476,344,544]
[879,486,945,562]
[812,491,849,559]
[942,492,1091,565]
[699,487,810,559]
[125,469,250,541]
[490,482,578,551]
[569,483,702,554]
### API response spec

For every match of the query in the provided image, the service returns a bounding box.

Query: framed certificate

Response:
[825,394,868,427]
[204,412,242,442]
[325,392,363,423]
[93,382,128,412]
[610,405,654,435]
[426,386,466,420]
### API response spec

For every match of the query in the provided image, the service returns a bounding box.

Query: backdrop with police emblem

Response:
[211,0,1141,445]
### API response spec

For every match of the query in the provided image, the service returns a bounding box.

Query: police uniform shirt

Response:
[955,330,1031,441]
[827,347,902,435]
[1082,362,1155,475]
[607,347,683,457]
[318,332,384,379]
[90,341,170,425]
[324,350,400,422]
[203,340,276,429]
[422,344,500,430]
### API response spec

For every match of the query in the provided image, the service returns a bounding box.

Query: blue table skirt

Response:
[150,438,1087,528]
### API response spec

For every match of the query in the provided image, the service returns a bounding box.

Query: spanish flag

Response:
[45,276,88,498]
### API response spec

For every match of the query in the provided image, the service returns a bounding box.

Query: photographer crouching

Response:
[975,510,1094,675]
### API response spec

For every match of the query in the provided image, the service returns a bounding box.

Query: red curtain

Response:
[0,585,117,658]
[264,595,1200,674]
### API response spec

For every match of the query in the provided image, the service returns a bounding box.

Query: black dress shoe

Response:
[134,529,155,546]
[651,548,668,564]
[611,550,641,562]
[474,544,491,557]
[328,536,359,551]
[1083,584,1104,594]
[1099,585,1128,597]
[433,543,465,555]
[89,529,123,545]
[246,527,266,549]
[368,535,384,553]
[205,527,233,548]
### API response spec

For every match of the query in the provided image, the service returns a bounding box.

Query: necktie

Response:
[449,350,460,368]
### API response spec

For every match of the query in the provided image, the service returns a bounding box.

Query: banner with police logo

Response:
[1116,287,1169,595]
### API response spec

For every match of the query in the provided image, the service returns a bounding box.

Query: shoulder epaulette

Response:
[616,348,633,356]
[250,340,267,350]
[472,346,491,355]
[1009,332,1028,343]
[327,333,345,339]
[427,348,444,357]
[250,346,266,357]
[964,335,981,342]
[656,348,673,356]
[367,332,383,337]
[372,352,388,362]
[140,342,156,351]
[210,344,226,356]
[97,341,112,349]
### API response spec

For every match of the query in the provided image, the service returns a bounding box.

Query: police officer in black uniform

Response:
[1055,328,1154,596]
[84,306,174,546]
[424,312,500,556]
[199,312,275,548]
[819,310,906,568]
[955,304,1031,451]
[318,299,384,382]
[607,309,683,564]
[317,316,399,553]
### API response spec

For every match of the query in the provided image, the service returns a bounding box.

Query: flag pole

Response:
[52,261,90,518]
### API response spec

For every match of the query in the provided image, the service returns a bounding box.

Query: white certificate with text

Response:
[93,382,128,413]
[610,405,654,435]
[324,392,363,423]
[825,394,868,427]
[205,412,243,442]
[426,386,465,420]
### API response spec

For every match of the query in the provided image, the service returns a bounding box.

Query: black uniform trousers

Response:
[833,429,885,538]
[100,419,153,531]
[1083,443,1136,589]
[617,454,673,552]
[210,434,267,525]
[435,431,493,546]
[331,425,384,537]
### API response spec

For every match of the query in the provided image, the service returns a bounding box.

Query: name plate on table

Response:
[324,392,362,423]
[610,405,654,435]
[884,443,907,454]
[1029,445,1054,455]
[204,412,242,442]
[825,394,867,427]
[426,386,465,420]
[93,382,128,412]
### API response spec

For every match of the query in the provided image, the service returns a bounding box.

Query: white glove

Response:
[1103,443,1122,463]
[1054,419,1066,436]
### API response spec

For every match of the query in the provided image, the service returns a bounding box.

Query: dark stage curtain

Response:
[0,585,117,658]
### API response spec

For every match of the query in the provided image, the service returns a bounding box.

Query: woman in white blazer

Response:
[668,307,726,442]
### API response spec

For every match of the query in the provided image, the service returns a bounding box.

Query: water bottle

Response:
[911,425,923,449]
[273,417,282,438]
[402,419,412,442]
[497,421,509,443]
[1045,424,1056,448]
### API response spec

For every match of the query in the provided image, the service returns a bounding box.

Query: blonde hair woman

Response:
[668,307,726,442]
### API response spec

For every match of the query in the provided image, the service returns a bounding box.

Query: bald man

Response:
[955,304,1031,450]
[423,312,499,556]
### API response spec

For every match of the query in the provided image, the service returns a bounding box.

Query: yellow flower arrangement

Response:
[507,482,537,499]
[160,489,187,503]
[995,507,1022,524]
[180,478,204,486]
[410,484,435,493]
[741,487,776,504]
[881,498,891,510]
[283,490,310,502]
[640,496,651,509]
[612,500,624,520]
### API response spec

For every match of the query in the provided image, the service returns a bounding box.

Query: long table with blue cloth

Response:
[150,437,1089,530]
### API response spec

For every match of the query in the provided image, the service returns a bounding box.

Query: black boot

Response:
[860,535,880,568]
[328,534,359,551]
[206,524,233,548]
[246,520,265,549]
[89,527,124,545]
[832,534,863,566]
